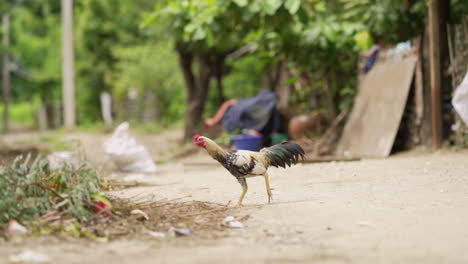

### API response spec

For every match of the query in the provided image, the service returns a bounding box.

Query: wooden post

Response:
[2,13,11,134]
[428,0,442,148]
[100,92,113,127]
[62,0,76,130]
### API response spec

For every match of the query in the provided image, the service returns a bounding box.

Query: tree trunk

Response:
[177,46,197,140]
[275,62,291,111]
[176,44,212,140]
[263,61,284,90]
[214,55,225,106]
[215,73,224,105]
[2,14,11,134]
[322,67,337,118]
[189,54,211,128]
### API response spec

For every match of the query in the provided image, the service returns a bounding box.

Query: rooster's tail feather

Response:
[261,142,305,168]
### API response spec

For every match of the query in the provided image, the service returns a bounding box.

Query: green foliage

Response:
[0,102,36,125]
[74,0,148,123]
[5,0,182,127]
[5,0,464,131]
[9,1,62,107]
[146,0,370,119]
[204,53,266,118]
[38,133,72,151]
[148,0,239,51]
[111,40,185,124]
[450,0,468,23]
[224,55,265,99]
[149,0,308,55]
[354,31,373,51]
[146,0,312,124]
[0,154,102,224]
[72,0,186,125]
[339,0,426,43]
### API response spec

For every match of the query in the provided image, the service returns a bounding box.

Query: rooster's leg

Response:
[264,173,273,203]
[236,177,248,207]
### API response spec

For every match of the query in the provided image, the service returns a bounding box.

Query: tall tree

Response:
[147,0,306,139]
[2,13,11,133]
[9,0,63,128]
[74,0,154,123]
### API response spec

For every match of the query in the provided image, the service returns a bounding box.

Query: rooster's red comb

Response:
[194,134,201,141]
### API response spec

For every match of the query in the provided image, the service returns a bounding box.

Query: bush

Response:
[0,154,103,224]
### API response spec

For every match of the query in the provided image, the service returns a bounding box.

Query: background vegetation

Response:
[0,0,467,137]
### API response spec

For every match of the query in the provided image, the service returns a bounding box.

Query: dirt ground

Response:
[1,131,468,264]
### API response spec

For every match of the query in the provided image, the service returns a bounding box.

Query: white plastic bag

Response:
[452,71,468,125]
[103,122,157,173]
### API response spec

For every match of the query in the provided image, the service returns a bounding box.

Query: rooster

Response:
[194,134,305,207]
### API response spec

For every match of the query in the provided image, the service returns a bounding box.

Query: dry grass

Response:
[84,196,242,241]
[0,146,244,242]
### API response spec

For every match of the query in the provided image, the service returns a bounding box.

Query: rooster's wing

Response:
[225,150,267,177]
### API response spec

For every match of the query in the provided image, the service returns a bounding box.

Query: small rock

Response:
[9,250,50,263]
[8,220,28,235]
[222,216,244,228]
[223,216,235,222]
[226,221,244,228]
[174,228,193,237]
[145,230,165,238]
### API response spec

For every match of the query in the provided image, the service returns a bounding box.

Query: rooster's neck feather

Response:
[205,138,228,162]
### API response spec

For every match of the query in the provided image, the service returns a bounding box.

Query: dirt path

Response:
[2,132,468,264]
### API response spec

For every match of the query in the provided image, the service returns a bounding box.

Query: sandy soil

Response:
[1,131,468,264]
